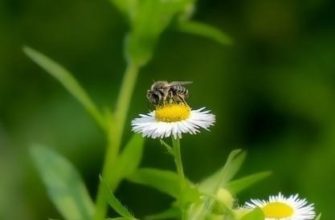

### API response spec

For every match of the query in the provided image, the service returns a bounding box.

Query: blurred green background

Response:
[1,0,334,219]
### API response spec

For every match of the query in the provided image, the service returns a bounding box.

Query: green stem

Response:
[93,62,139,220]
[114,63,139,138]
[172,137,186,219]
[172,138,185,180]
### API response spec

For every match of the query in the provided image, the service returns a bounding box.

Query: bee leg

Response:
[170,93,178,103]
[180,94,189,104]
[173,94,183,104]
[167,91,173,104]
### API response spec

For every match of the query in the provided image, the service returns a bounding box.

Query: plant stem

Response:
[114,63,139,138]
[172,138,185,181]
[93,62,139,220]
[172,137,186,219]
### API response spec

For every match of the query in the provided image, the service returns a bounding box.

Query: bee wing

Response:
[168,81,193,86]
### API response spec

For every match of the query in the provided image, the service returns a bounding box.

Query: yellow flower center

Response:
[155,103,191,122]
[262,202,294,218]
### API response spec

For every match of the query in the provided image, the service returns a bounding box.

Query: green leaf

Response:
[107,218,135,220]
[118,134,144,177]
[23,46,105,129]
[128,168,199,204]
[145,207,180,220]
[125,0,190,66]
[177,21,233,45]
[30,145,94,220]
[240,208,264,220]
[100,177,136,219]
[226,171,271,194]
[110,0,138,19]
[189,150,246,220]
[127,168,180,197]
[110,134,145,188]
[199,149,246,194]
[315,213,322,220]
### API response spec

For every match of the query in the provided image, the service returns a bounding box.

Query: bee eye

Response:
[152,93,160,103]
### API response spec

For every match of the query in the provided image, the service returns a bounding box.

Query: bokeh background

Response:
[1,0,335,219]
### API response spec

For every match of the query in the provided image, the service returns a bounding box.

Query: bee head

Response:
[147,90,161,105]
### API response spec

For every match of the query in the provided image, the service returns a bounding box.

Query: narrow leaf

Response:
[226,171,271,194]
[189,150,246,220]
[107,218,134,220]
[23,46,105,129]
[128,168,199,203]
[315,213,322,220]
[110,0,138,19]
[125,0,190,66]
[30,145,94,220]
[127,168,179,198]
[177,21,233,45]
[240,208,264,220]
[118,134,144,177]
[199,149,246,194]
[145,207,180,220]
[100,177,136,219]
[110,134,145,189]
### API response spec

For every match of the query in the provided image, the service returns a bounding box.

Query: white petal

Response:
[131,108,215,139]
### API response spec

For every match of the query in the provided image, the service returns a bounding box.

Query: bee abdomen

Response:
[171,85,188,94]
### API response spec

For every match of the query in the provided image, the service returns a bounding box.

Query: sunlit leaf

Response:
[127,168,180,197]
[189,150,246,220]
[110,134,145,189]
[30,145,94,220]
[23,46,105,129]
[128,168,200,209]
[199,149,246,194]
[110,0,138,19]
[100,177,136,219]
[226,171,271,194]
[125,0,190,66]
[118,134,144,177]
[177,21,233,45]
[145,207,180,220]
[315,213,322,220]
[106,218,134,220]
[240,208,264,220]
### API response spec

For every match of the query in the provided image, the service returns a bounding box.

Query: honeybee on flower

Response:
[132,81,215,139]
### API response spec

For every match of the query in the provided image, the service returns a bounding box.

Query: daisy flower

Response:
[131,103,215,139]
[245,192,315,220]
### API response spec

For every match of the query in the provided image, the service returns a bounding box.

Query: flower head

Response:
[245,193,315,220]
[131,103,215,139]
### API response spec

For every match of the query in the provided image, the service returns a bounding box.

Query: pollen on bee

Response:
[154,103,191,122]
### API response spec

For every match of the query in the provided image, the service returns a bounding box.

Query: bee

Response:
[146,81,192,106]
